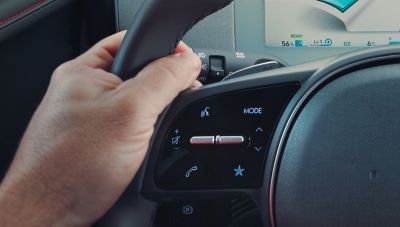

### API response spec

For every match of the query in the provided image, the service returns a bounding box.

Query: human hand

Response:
[0,31,201,227]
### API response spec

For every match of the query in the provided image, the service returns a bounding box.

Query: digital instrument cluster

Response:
[265,0,400,48]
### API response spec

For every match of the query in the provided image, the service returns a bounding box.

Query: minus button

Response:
[190,136,215,145]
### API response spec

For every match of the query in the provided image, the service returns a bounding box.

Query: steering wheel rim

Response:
[110,0,234,80]
[269,49,400,226]
[103,1,400,226]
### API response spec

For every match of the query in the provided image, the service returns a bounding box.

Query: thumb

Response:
[116,51,201,116]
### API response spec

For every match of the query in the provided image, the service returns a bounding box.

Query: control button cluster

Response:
[195,48,283,84]
[156,84,299,189]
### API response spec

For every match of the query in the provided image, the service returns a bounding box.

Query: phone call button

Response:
[185,165,199,178]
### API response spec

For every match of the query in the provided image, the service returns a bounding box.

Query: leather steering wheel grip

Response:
[110,0,234,80]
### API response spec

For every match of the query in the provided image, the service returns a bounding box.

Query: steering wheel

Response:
[104,0,400,226]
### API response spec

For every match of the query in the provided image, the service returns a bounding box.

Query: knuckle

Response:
[50,62,90,102]
[187,53,202,71]
[52,62,71,81]
[52,61,83,82]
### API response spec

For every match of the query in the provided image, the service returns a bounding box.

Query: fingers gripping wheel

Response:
[111,0,234,80]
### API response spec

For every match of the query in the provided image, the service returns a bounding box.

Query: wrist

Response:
[0,167,87,227]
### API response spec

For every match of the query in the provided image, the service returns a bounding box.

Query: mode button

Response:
[243,107,263,115]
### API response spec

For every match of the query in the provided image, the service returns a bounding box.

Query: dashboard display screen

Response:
[265,0,400,48]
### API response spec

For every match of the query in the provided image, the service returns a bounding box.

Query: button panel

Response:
[156,84,299,189]
[195,49,283,84]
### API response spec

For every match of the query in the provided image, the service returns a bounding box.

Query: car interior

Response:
[1,0,400,226]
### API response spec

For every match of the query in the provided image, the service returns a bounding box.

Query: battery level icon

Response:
[295,40,304,47]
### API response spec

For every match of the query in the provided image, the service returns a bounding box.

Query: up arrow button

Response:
[256,127,263,132]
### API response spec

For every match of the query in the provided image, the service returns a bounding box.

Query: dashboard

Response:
[117,0,400,66]
[236,0,400,65]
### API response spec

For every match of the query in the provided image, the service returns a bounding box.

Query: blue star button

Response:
[234,165,245,177]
